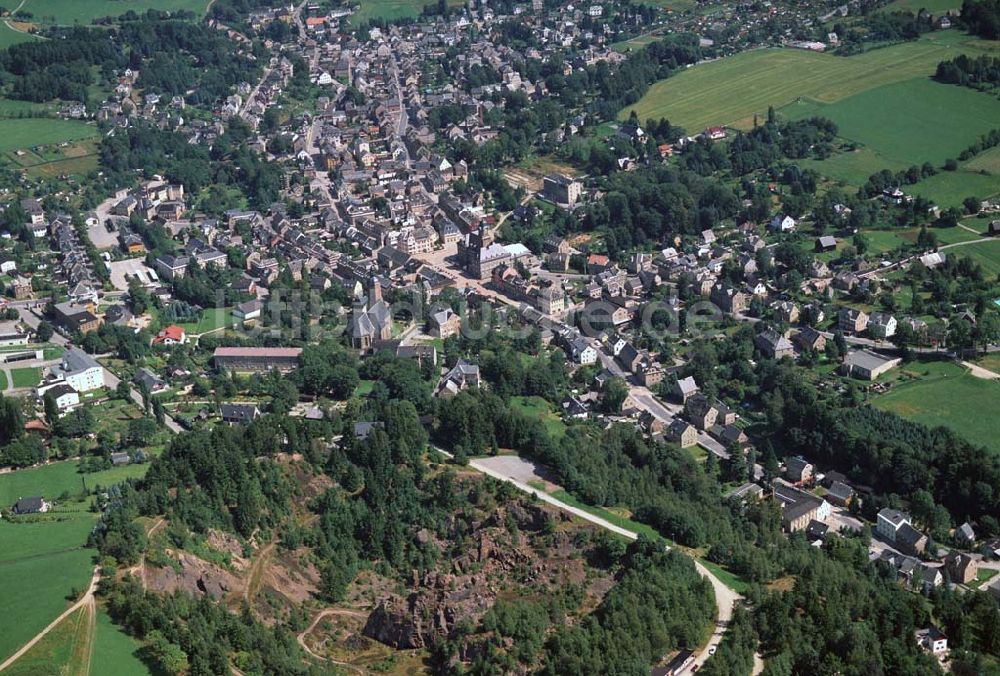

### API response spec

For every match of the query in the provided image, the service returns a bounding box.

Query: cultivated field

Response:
[620,32,999,131]
[873,360,1000,453]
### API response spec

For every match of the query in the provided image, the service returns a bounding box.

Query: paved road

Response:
[440,448,742,674]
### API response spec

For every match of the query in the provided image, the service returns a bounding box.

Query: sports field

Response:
[17,0,207,25]
[620,32,999,131]
[873,360,1000,453]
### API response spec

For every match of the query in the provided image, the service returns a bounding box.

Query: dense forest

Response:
[962,0,1000,39]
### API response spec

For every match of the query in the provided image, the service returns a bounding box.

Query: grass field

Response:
[0,459,150,509]
[510,395,567,437]
[784,77,1000,168]
[873,360,1000,452]
[621,32,999,131]
[0,458,154,665]
[2,605,91,676]
[176,307,234,334]
[0,119,98,154]
[0,547,94,664]
[350,0,463,26]
[19,0,207,25]
[0,22,40,49]
[9,366,40,388]
[882,0,961,12]
[949,239,1000,276]
[91,610,153,676]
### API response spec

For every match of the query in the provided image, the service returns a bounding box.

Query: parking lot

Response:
[108,258,157,291]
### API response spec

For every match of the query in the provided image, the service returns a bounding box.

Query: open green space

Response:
[0,459,150,508]
[510,395,567,437]
[350,0,464,26]
[0,22,40,49]
[882,0,961,12]
[9,366,40,388]
[2,605,90,676]
[0,513,97,564]
[0,547,94,664]
[0,371,6,389]
[176,307,234,334]
[873,360,1000,453]
[91,609,154,676]
[19,0,207,25]
[621,32,999,131]
[949,238,1000,277]
[784,77,1000,168]
[0,119,97,155]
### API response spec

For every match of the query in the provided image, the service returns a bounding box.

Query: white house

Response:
[569,337,597,365]
[876,508,910,543]
[770,214,796,232]
[869,312,897,339]
[38,382,79,411]
[916,626,948,654]
[52,348,105,392]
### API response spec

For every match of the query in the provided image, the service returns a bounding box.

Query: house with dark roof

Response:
[220,403,261,425]
[12,496,49,514]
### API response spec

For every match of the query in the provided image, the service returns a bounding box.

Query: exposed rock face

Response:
[145,550,245,599]
[361,503,564,650]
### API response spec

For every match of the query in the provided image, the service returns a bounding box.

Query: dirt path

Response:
[296,609,369,675]
[962,360,1000,380]
[244,541,276,604]
[0,566,100,672]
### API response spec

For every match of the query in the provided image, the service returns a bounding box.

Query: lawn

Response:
[784,77,1000,168]
[177,307,234,334]
[0,119,98,154]
[91,610,153,676]
[621,32,1000,131]
[510,395,567,437]
[0,370,6,389]
[19,0,208,25]
[10,366,40,388]
[882,0,962,12]
[0,513,98,564]
[873,360,1000,453]
[354,379,375,397]
[2,605,91,676]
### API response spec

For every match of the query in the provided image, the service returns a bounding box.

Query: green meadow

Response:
[621,32,999,131]
[91,610,154,676]
[18,0,208,25]
[0,119,98,154]
[873,360,1000,453]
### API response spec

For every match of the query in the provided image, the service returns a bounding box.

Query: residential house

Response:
[152,325,187,346]
[437,359,481,397]
[784,456,814,485]
[877,508,912,543]
[838,308,869,334]
[672,376,698,403]
[754,328,795,359]
[429,308,461,338]
[825,481,855,507]
[50,348,104,392]
[945,552,978,585]
[11,496,50,514]
[664,418,697,448]
[868,312,897,339]
[221,403,262,425]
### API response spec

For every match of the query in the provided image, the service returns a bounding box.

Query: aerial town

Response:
[0,0,999,673]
